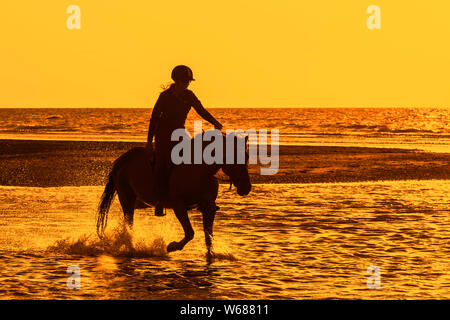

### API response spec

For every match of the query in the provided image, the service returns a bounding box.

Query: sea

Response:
[0,107,449,152]
[0,107,448,300]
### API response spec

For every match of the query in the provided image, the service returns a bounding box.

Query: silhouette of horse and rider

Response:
[96,65,252,255]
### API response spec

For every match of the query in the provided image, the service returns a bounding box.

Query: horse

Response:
[96,131,252,255]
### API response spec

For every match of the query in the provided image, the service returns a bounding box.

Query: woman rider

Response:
[146,65,223,216]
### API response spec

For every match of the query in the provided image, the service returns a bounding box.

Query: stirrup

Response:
[155,202,166,217]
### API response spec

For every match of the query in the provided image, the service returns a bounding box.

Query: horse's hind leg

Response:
[116,182,136,228]
[167,203,194,252]
[200,202,217,255]
[199,179,219,255]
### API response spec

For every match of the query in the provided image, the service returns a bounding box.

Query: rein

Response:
[216,164,234,191]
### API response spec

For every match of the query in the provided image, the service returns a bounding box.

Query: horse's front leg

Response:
[200,202,217,256]
[167,203,194,252]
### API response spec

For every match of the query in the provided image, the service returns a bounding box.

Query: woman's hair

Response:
[160,82,174,92]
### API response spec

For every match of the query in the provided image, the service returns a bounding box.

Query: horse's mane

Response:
[191,130,248,149]
[190,130,249,165]
[192,130,247,143]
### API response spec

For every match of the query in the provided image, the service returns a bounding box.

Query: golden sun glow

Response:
[0,1,449,108]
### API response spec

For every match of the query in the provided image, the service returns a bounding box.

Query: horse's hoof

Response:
[206,249,215,263]
[167,241,179,252]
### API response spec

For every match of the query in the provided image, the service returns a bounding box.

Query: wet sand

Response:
[0,139,449,187]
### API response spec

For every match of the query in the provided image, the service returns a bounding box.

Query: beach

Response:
[1,139,449,187]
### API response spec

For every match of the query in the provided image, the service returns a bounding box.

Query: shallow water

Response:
[0,181,449,299]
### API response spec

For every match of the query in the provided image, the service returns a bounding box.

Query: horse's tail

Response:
[97,170,116,237]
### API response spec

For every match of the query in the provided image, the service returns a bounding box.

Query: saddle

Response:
[145,145,220,213]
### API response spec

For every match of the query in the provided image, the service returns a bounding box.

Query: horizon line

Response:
[0,106,449,109]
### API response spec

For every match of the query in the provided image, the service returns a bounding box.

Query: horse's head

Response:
[221,134,252,196]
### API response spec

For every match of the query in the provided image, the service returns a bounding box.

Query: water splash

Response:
[207,251,238,262]
[46,223,168,258]
[206,236,238,262]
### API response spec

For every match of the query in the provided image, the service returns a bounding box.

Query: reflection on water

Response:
[0,108,449,152]
[0,181,449,299]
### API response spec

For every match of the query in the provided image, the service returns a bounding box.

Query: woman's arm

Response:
[190,93,223,129]
[147,94,164,146]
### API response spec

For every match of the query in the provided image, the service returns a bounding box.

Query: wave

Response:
[342,124,387,130]
[95,124,127,131]
[46,115,64,120]
[379,128,436,134]
[0,125,79,133]
[333,124,441,134]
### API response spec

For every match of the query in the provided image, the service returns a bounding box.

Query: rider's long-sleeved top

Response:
[147,84,220,144]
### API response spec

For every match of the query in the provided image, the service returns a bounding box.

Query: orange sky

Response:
[0,1,449,108]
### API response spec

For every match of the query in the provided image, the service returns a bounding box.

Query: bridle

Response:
[219,133,250,191]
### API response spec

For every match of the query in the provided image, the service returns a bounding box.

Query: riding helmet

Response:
[171,65,195,82]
